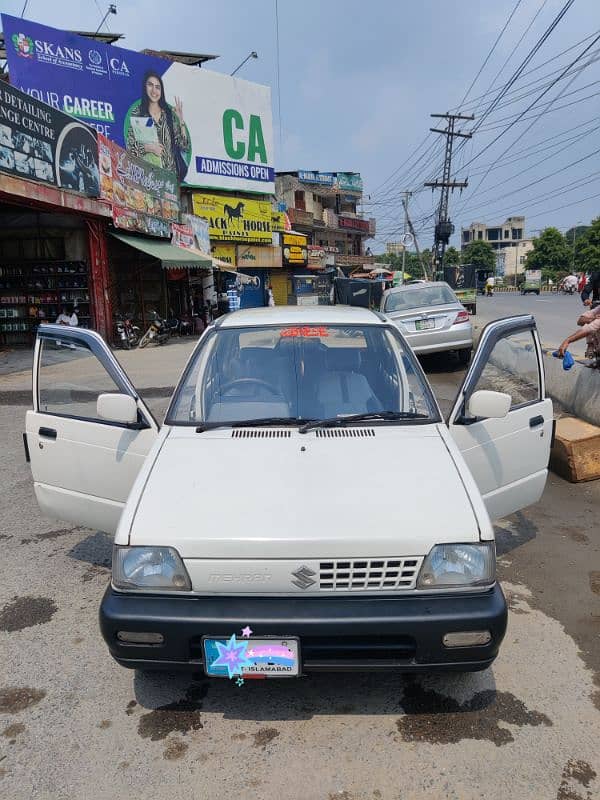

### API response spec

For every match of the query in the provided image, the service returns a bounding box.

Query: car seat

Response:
[316,348,382,417]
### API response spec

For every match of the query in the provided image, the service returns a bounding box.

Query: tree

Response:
[525,227,571,272]
[572,217,600,272]
[445,246,461,265]
[461,240,495,271]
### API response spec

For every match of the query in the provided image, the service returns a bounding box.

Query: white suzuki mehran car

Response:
[25,307,552,677]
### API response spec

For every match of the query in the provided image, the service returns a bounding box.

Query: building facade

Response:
[461,216,534,277]
[275,171,376,271]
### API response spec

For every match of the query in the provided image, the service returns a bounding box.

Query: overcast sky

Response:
[3,0,599,251]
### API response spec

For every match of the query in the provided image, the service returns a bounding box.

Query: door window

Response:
[470,329,540,409]
[38,337,122,421]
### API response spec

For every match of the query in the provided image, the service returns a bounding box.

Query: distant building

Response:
[461,216,534,277]
[275,171,376,271]
[386,242,405,256]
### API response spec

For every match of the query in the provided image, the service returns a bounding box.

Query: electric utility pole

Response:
[424,113,473,279]
[404,201,429,281]
[401,190,411,280]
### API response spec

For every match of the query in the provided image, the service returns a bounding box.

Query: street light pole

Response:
[231,51,258,76]
[94,3,117,35]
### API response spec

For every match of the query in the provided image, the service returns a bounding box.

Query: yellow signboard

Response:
[211,244,236,264]
[192,193,273,243]
[282,232,308,267]
[271,211,287,232]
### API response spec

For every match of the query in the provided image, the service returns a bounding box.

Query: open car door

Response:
[447,315,552,521]
[25,324,159,535]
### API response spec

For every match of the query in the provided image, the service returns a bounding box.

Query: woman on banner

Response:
[126,70,190,181]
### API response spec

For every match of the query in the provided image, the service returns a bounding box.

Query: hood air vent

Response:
[315,428,376,438]
[232,429,292,438]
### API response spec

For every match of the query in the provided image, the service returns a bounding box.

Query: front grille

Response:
[319,557,422,591]
[231,429,291,438]
[315,428,376,438]
[302,634,416,663]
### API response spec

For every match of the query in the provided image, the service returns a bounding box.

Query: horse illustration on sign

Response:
[224,202,245,222]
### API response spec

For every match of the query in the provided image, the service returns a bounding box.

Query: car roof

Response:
[217,305,383,328]
[383,281,452,296]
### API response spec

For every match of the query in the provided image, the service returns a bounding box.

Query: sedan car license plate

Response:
[415,318,435,331]
[202,636,300,678]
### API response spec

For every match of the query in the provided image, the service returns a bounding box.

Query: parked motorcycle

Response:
[138,311,170,348]
[114,312,140,349]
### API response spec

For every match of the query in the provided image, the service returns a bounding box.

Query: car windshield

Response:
[384,285,457,312]
[167,324,439,426]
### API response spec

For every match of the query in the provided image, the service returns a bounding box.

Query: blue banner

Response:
[2,14,275,193]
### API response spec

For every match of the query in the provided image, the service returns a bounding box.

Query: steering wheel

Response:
[219,378,281,398]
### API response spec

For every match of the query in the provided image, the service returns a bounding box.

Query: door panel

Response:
[448,316,552,520]
[27,325,158,533]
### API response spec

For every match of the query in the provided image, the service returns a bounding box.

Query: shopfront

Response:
[0,80,110,346]
[107,232,212,331]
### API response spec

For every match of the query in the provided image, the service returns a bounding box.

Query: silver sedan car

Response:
[380,281,473,363]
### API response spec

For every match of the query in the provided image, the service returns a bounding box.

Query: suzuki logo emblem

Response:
[291,565,316,590]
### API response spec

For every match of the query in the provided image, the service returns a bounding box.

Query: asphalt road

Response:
[473,292,589,357]
[0,337,598,800]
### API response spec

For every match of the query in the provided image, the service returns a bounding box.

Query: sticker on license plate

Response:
[202,637,301,678]
[415,318,435,330]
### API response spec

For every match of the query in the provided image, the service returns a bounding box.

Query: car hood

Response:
[128,425,480,559]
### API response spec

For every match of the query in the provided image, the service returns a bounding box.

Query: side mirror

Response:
[97,393,138,424]
[467,389,511,419]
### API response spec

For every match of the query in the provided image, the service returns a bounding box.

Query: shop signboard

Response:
[0,80,98,195]
[236,245,282,268]
[211,244,236,264]
[282,232,308,268]
[98,133,178,237]
[192,193,273,243]
[181,213,210,255]
[297,170,335,186]
[2,14,275,193]
[171,222,195,250]
[335,172,362,192]
[338,215,370,233]
[271,210,289,232]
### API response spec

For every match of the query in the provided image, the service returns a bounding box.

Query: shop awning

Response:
[110,232,212,269]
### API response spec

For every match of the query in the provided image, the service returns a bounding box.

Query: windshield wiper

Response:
[298,411,428,434]
[196,417,308,433]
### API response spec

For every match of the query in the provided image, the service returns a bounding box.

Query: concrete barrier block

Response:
[542,352,600,428]
[550,417,600,483]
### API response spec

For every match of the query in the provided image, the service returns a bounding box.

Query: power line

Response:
[458,31,600,174]
[469,0,550,110]
[457,0,524,109]
[457,172,600,224]
[469,0,576,134]
[476,88,600,132]
[450,30,600,111]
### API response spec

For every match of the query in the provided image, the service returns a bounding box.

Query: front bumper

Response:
[99,583,507,673]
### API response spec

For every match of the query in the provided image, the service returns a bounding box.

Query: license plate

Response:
[202,636,301,678]
[415,318,435,331]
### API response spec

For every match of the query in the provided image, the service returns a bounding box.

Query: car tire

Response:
[458,349,472,366]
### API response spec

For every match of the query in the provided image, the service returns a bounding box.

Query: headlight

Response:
[112,546,191,592]
[417,543,495,589]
